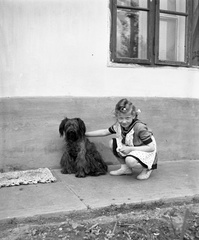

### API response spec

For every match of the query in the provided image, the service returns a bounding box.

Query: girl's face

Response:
[116,110,135,129]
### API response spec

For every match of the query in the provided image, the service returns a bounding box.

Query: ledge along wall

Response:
[0,97,199,171]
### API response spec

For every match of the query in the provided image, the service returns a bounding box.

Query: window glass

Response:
[192,0,199,66]
[160,0,186,13]
[116,9,148,59]
[159,14,185,62]
[117,0,148,8]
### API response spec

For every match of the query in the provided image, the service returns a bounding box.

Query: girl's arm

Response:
[85,129,111,137]
[131,141,155,152]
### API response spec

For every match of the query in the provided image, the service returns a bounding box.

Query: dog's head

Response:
[59,117,86,141]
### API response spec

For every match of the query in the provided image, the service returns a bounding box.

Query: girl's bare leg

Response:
[109,140,132,176]
[125,156,152,180]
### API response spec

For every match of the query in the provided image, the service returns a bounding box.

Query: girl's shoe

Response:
[137,168,152,180]
[110,165,132,176]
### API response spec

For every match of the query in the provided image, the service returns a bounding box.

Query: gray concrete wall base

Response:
[1,97,199,170]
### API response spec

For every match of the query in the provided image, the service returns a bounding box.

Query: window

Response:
[110,0,199,67]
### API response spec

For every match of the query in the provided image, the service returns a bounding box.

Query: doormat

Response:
[0,168,56,188]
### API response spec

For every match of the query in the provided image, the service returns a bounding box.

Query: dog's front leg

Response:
[75,141,88,178]
[60,151,76,174]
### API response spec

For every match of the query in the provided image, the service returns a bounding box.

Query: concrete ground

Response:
[0,160,199,221]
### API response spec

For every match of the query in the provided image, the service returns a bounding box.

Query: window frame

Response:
[154,0,190,66]
[110,0,196,67]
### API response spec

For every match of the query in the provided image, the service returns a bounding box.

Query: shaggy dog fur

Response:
[59,117,108,178]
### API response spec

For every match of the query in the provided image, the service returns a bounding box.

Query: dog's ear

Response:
[76,118,86,135]
[59,117,68,137]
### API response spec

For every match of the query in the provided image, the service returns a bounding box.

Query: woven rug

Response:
[0,168,56,188]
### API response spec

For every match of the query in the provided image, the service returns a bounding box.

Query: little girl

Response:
[85,98,158,180]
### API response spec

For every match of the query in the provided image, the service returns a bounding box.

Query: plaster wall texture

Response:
[0,0,199,170]
[0,0,199,99]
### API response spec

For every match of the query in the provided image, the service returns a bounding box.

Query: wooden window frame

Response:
[110,0,197,67]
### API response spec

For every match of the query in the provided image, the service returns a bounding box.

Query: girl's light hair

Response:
[114,98,140,118]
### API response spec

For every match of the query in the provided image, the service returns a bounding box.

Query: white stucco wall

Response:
[0,0,199,98]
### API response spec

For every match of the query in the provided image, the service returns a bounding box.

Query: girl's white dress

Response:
[110,121,157,170]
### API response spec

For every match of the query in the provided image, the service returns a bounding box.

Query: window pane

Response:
[192,0,199,66]
[159,14,185,62]
[117,0,148,8]
[116,10,148,59]
[160,0,186,13]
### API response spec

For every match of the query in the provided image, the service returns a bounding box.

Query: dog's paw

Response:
[61,169,68,174]
[75,171,86,178]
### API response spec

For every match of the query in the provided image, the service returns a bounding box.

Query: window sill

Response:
[107,60,199,71]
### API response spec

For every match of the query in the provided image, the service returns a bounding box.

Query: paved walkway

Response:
[0,160,199,221]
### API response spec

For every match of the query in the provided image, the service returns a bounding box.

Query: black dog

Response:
[59,117,108,177]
